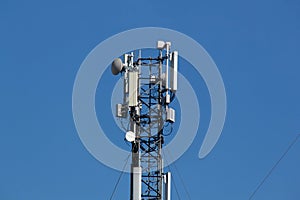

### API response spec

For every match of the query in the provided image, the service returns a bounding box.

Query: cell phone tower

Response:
[111,40,178,200]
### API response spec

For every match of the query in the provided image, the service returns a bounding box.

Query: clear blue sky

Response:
[1,0,300,199]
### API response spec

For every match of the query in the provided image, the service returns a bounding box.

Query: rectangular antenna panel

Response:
[124,54,130,67]
[116,104,127,118]
[128,71,138,107]
[157,40,165,49]
[170,51,178,91]
[166,107,175,123]
[133,167,142,200]
[116,104,123,117]
[166,93,170,104]
[164,172,171,200]
[124,71,129,94]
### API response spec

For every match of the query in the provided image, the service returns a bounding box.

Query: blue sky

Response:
[1,0,300,199]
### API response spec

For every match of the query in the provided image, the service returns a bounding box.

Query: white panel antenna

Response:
[170,51,178,91]
[166,107,175,123]
[156,40,166,50]
[128,71,138,107]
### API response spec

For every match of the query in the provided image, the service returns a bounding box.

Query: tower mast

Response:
[112,41,178,200]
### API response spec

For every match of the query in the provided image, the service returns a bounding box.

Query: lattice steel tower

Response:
[112,41,178,200]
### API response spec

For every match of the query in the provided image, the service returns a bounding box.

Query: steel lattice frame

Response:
[130,54,170,200]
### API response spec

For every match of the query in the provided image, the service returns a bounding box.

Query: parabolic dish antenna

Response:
[125,131,135,142]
